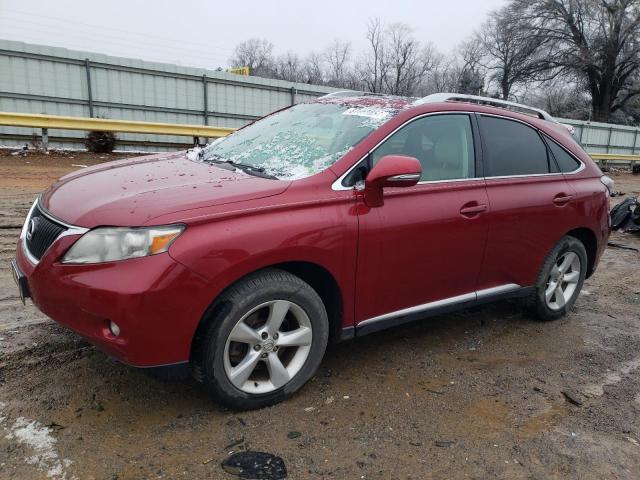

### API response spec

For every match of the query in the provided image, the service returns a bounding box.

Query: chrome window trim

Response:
[478,113,587,178]
[415,177,485,185]
[21,197,89,265]
[482,164,586,181]
[356,283,522,328]
[331,111,586,191]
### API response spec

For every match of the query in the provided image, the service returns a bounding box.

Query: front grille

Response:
[25,205,67,260]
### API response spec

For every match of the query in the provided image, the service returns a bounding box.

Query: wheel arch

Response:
[189,261,345,370]
[274,261,344,344]
[566,227,598,278]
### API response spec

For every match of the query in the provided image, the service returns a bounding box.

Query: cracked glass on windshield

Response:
[200,102,395,180]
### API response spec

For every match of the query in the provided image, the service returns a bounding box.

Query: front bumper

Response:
[15,233,210,367]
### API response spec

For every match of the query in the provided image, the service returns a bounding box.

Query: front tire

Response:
[195,269,329,410]
[528,235,587,321]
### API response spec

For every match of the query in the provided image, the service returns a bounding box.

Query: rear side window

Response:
[479,116,551,176]
[545,136,582,172]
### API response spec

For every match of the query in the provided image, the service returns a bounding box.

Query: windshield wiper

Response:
[205,155,278,180]
[231,162,278,180]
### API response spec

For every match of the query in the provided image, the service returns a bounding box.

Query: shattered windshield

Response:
[199,102,396,180]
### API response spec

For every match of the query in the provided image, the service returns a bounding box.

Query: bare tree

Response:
[360,17,388,93]
[325,40,352,87]
[455,39,486,95]
[514,0,640,122]
[426,53,460,93]
[524,81,591,118]
[303,52,326,84]
[478,5,549,99]
[615,89,640,122]
[229,38,275,77]
[226,21,445,97]
[275,51,303,82]
[382,23,439,95]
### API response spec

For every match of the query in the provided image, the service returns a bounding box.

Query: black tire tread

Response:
[525,235,587,322]
[194,268,328,410]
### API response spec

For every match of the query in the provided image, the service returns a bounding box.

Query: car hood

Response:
[41,152,291,227]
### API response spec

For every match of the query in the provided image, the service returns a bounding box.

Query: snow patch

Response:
[3,412,74,479]
[185,146,203,161]
[343,106,391,121]
[583,355,640,397]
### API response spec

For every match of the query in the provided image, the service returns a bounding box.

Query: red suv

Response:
[12,93,610,409]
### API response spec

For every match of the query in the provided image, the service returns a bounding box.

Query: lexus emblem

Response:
[26,218,36,241]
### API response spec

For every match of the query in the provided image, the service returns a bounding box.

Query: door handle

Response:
[459,203,488,217]
[553,194,574,206]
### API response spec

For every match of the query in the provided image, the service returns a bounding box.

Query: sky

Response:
[0,0,507,70]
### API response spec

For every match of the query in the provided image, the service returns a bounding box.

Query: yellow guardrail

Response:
[590,153,640,161]
[0,111,236,139]
[1,111,640,166]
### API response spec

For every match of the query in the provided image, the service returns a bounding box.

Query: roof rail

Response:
[414,93,557,122]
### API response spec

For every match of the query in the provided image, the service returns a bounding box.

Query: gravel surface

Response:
[0,151,639,479]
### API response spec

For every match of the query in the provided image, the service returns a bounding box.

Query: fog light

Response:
[109,321,121,337]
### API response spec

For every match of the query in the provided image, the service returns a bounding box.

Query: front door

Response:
[354,113,490,329]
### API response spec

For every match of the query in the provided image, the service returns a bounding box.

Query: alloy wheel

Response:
[545,251,581,310]
[223,300,313,394]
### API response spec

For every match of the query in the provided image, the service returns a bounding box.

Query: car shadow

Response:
[112,299,536,409]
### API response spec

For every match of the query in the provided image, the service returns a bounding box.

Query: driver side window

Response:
[370,114,475,182]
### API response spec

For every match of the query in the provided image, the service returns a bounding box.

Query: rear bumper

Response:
[591,208,610,277]
[15,234,210,367]
[592,228,608,276]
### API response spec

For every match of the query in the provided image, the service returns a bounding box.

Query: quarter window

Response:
[545,136,581,172]
[479,116,551,176]
[370,114,475,182]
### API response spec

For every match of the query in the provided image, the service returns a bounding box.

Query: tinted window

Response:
[480,116,550,176]
[546,136,581,172]
[371,114,475,182]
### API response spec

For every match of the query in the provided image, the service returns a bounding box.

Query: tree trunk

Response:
[592,105,609,123]
[591,89,613,123]
[501,79,510,100]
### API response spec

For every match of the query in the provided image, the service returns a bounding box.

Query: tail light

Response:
[600,175,614,211]
[600,175,615,194]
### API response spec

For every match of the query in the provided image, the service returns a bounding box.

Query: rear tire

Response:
[194,269,329,410]
[527,235,587,321]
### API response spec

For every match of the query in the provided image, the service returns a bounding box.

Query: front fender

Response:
[168,199,358,329]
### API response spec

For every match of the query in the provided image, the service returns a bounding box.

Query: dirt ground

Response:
[0,150,639,480]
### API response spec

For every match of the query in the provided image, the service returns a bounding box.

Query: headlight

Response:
[61,225,185,264]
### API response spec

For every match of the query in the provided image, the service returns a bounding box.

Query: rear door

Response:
[354,113,490,328]
[476,114,576,290]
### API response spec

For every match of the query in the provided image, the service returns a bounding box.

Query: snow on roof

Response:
[312,94,415,111]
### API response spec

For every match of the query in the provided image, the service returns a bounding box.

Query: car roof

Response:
[312,92,593,169]
[311,92,583,151]
[313,92,559,124]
